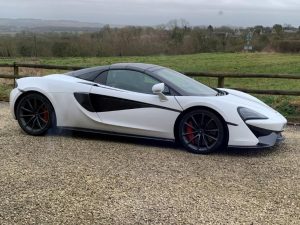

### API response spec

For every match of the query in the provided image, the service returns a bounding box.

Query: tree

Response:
[166,19,190,30]
[207,25,214,35]
[273,24,283,35]
[254,25,264,35]
[52,41,72,57]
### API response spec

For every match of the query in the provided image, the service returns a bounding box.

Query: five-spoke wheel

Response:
[16,93,54,135]
[178,109,226,154]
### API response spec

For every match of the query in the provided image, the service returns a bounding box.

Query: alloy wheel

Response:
[179,110,225,153]
[17,94,53,135]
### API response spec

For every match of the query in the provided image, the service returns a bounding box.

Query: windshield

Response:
[154,68,218,96]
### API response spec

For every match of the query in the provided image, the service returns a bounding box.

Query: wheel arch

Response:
[14,90,57,126]
[173,106,229,146]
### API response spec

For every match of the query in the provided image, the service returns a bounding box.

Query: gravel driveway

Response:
[0,102,299,224]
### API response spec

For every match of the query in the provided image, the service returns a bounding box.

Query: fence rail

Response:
[0,63,300,96]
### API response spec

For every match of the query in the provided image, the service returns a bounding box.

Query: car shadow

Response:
[48,129,283,157]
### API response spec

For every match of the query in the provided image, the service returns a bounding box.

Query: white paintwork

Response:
[152,83,165,94]
[175,89,287,146]
[152,83,168,101]
[10,74,287,147]
[89,85,182,139]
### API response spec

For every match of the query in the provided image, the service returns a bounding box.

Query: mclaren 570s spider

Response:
[10,63,287,154]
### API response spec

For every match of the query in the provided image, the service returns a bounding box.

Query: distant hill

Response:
[0,18,104,34]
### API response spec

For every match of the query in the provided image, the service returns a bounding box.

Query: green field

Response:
[1,53,299,121]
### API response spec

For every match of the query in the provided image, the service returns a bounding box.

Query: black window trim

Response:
[94,70,108,85]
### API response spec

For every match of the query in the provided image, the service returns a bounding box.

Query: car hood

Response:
[219,88,275,111]
[219,88,281,116]
[175,88,284,123]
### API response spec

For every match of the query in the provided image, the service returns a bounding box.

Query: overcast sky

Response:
[0,0,299,27]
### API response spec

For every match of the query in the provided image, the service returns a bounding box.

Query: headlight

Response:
[238,107,268,121]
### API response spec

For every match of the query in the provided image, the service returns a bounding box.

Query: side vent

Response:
[74,93,95,112]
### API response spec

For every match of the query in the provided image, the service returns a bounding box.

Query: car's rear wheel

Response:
[178,109,226,154]
[16,93,54,135]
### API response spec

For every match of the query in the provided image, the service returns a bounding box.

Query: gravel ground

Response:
[0,101,299,225]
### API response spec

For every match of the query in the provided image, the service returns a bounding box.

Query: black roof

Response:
[65,63,165,81]
[65,65,109,77]
[110,63,164,72]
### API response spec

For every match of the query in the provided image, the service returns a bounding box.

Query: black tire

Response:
[16,93,55,136]
[178,109,226,154]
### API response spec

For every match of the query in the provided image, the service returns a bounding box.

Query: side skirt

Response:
[58,126,175,143]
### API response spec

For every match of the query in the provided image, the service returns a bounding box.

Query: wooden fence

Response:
[0,62,300,96]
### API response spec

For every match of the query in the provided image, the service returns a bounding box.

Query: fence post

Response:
[217,76,224,88]
[13,62,19,86]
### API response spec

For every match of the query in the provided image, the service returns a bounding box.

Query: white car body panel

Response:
[10,66,287,149]
[90,85,182,139]
[175,89,287,146]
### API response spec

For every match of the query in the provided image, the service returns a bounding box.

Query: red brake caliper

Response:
[42,107,49,122]
[186,121,195,144]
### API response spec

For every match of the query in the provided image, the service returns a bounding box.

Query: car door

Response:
[89,69,183,139]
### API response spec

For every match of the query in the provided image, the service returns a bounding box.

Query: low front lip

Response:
[249,125,284,148]
[228,132,284,149]
[229,122,285,149]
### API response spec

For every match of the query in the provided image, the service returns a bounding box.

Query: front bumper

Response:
[229,125,285,149]
[257,132,284,147]
[9,88,22,119]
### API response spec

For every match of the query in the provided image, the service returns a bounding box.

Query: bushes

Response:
[0,23,300,57]
[272,40,300,53]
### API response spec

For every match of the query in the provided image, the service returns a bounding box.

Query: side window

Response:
[94,71,108,85]
[77,70,102,82]
[105,70,170,95]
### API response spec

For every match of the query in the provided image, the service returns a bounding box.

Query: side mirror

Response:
[152,83,168,101]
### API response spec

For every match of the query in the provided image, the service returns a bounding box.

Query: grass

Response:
[2,52,300,73]
[1,53,299,121]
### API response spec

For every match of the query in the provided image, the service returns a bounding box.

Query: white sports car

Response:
[10,63,287,154]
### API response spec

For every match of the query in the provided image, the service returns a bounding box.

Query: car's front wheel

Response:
[178,109,226,154]
[16,93,55,135]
